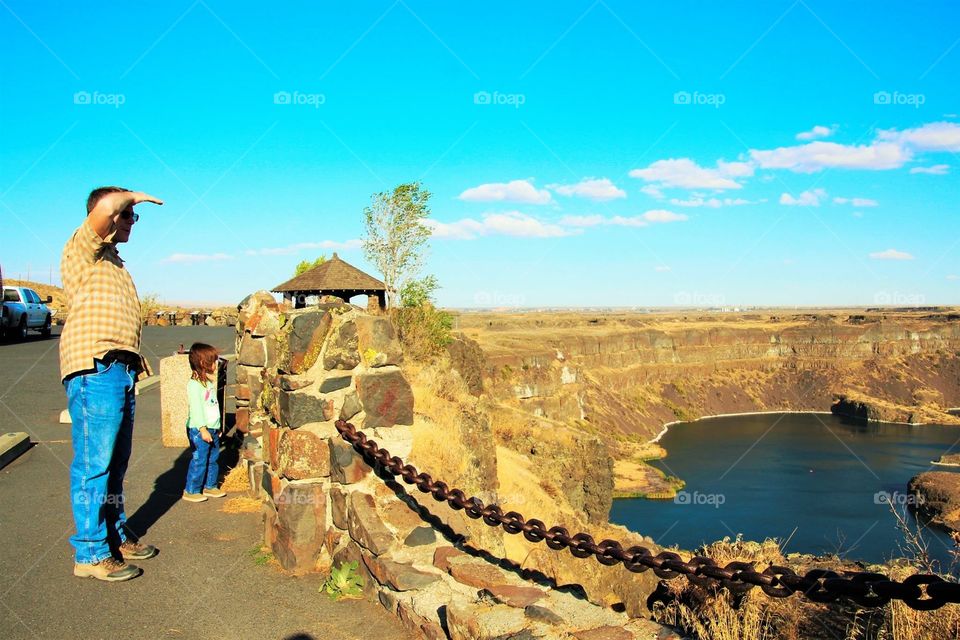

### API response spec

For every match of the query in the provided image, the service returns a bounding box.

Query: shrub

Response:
[391,302,453,360]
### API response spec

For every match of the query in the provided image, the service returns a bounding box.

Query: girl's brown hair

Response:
[188,343,219,384]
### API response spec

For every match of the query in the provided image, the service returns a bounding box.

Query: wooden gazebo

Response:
[272,253,386,311]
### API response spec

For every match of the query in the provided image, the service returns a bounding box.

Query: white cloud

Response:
[560,210,687,227]
[869,248,914,260]
[910,164,950,175]
[424,211,573,239]
[796,125,836,141]
[559,215,605,227]
[161,252,234,264]
[547,177,626,201]
[245,239,362,256]
[458,179,552,204]
[639,184,665,199]
[642,210,688,223]
[879,121,960,152]
[751,141,910,173]
[779,189,827,206]
[655,265,671,272]
[947,274,959,281]
[833,197,879,207]
[629,158,752,190]
[669,196,760,208]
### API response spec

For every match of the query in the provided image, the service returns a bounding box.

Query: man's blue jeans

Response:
[185,427,220,494]
[65,361,136,564]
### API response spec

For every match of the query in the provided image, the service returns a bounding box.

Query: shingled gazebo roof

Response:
[272,253,385,294]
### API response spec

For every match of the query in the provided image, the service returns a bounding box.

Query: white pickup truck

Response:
[2,285,54,340]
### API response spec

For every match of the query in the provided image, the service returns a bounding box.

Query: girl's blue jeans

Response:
[185,427,220,494]
[65,361,136,564]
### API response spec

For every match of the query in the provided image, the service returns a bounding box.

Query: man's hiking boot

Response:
[74,557,140,582]
[182,492,207,503]
[119,540,157,560]
[202,487,226,498]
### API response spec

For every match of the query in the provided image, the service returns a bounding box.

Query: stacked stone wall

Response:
[233,291,673,640]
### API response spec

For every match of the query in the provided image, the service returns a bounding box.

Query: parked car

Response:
[2,285,54,340]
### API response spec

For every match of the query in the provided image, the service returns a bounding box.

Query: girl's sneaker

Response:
[182,492,207,502]
[203,487,226,498]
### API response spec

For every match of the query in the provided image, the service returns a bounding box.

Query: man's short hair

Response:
[87,186,130,214]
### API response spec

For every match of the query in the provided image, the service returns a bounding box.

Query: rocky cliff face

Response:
[458,311,960,447]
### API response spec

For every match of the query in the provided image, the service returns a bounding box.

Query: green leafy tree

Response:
[293,255,327,277]
[362,182,432,309]
[399,275,439,308]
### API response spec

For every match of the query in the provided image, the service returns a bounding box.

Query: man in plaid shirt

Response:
[60,187,163,582]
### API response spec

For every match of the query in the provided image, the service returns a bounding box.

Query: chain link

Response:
[335,419,960,611]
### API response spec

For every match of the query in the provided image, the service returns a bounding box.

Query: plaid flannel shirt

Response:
[59,218,151,382]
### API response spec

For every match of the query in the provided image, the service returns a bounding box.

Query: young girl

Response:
[183,342,226,502]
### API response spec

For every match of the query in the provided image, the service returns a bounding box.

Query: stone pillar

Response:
[367,292,384,314]
[160,355,226,447]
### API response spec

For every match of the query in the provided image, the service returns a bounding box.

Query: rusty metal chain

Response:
[334,419,960,611]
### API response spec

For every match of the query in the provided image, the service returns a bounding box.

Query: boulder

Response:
[330,439,372,484]
[340,389,362,420]
[330,486,348,529]
[355,315,403,367]
[403,526,436,547]
[277,424,333,480]
[445,558,509,591]
[319,374,352,393]
[433,546,466,572]
[361,555,439,591]
[356,368,414,428]
[480,585,545,608]
[272,482,328,573]
[573,627,633,640]
[234,407,250,433]
[238,334,266,367]
[446,604,528,640]
[278,308,334,374]
[248,302,284,337]
[324,319,361,370]
[447,333,486,396]
[279,388,332,429]
[347,491,393,556]
[237,291,276,328]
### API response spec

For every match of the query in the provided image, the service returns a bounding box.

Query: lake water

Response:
[609,413,960,566]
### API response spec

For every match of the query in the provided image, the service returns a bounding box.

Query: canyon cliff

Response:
[452,309,960,497]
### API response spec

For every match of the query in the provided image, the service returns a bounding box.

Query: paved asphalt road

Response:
[0,326,410,640]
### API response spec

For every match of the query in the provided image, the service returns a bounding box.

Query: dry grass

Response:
[407,362,474,482]
[657,591,775,640]
[888,600,960,640]
[220,462,249,493]
[219,496,262,513]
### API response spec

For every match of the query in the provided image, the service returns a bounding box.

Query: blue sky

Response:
[1,1,958,308]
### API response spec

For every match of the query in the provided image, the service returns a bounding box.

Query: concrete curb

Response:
[0,432,31,470]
